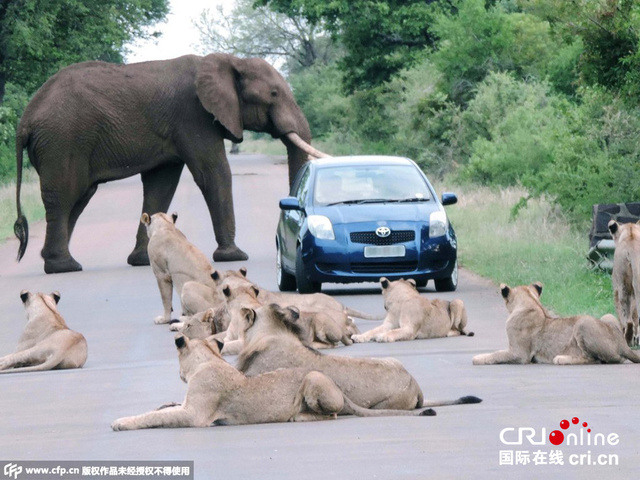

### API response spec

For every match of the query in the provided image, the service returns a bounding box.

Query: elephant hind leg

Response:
[128,162,185,266]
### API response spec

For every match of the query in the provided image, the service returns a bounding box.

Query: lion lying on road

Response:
[351,278,472,343]
[472,282,640,365]
[111,335,435,430]
[142,212,216,324]
[608,220,640,346]
[236,304,481,410]
[0,291,87,374]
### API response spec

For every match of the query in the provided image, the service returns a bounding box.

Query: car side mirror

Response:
[441,193,457,206]
[279,197,302,211]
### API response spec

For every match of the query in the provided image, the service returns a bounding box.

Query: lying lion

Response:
[472,282,640,365]
[0,291,87,374]
[608,220,640,346]
[352,278,472,343]
[111,335,435,430]
[237,304,481,410]
[142,212,216,324]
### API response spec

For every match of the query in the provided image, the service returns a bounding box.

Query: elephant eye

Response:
[270,89,278,98]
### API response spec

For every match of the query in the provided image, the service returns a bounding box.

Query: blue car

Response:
[275,155,458,293]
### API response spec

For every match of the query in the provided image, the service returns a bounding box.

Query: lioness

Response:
[142,212,216,324]
[237,304,481,410]
[352,278,472,343]
[472,282,640,365]
[608,220,640,346]
[0,291,87,374]
[170,307,231,341]
[111,335,435,430]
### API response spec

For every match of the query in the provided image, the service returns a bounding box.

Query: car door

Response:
[281,165,311,268]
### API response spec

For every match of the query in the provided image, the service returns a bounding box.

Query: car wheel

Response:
[276,241,297,292]
[434,259,458,292]
[296,246,321,294]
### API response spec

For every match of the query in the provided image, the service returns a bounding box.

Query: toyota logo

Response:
[375,227,391,238]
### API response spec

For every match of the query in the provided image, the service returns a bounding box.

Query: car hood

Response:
[312,202,439,225]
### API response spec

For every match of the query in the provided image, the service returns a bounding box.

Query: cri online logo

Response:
[500,417,619,446]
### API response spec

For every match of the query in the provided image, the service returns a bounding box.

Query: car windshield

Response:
[313,165,432,205]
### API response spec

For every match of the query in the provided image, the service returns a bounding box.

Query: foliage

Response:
[256,0,445,92]
[195,0,336,72]
[0,0,169,100]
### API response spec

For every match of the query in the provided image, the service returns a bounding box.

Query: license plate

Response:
[364,245,406,258]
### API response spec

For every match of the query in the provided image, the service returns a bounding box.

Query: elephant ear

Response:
[195,54,243,142]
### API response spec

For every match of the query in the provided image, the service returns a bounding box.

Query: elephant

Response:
[13,53,327,274]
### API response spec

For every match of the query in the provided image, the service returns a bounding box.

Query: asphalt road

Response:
[0,153,637,479]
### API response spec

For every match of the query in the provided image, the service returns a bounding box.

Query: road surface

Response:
[0,153,636,479]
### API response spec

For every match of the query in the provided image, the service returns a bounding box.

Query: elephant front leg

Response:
[128,163,185,266]
[183,141,248,262]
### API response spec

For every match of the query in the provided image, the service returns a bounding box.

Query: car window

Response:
[313,165,432,205]
[295,166,311,204]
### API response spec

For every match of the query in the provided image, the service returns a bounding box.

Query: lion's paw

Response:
[154,315,170,325]
[350,334,367,343]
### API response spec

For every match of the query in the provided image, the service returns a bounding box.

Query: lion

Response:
[472,282,640,365]
[142,212,217,324]
[351,277,472,343]
[236,304,482,411]
[0,291,87,374]
[608,220,640,346]
[170,306,231,342]
[111,334,436,430]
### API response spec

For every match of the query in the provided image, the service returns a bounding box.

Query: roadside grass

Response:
[0,169,44,241]
[441,182,615,318]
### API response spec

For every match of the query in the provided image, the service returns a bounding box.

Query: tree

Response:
[195,0,335,73]
[256,0,447,92]
[0,0,169,102]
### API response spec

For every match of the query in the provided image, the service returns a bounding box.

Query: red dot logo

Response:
[549,430,565,445]
[560,420,570,429]
[583,422,588,427]
[572,417,579,424]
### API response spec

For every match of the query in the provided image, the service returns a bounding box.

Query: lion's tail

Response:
[342,395,437,417]
[422,395,483,408]
[14,128,29,262]
[344,308,385,321]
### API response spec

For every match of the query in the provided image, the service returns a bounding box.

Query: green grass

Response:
[442,182,615,318]
[0,169,45,241]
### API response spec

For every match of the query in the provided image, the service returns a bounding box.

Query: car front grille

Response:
[350,230,415,246]
[350,261,418,274]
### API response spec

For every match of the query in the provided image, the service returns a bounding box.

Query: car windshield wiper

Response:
[386,197,430,203]
[325,198,389,206]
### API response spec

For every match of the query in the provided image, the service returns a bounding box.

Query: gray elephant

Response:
[13,53,326,274]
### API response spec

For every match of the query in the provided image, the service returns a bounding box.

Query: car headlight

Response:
[429,211,448,238]
[308,215,335,240]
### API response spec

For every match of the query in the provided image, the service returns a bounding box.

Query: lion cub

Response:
[0,291,87,374]
[472,282,640,365]
[352,277,472,343]
[111,334,434,430]
[142,212,216,324]
[608,220,640,346]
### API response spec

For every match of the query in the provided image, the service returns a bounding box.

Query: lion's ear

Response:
[380,277,390,289]
[239,267,248,277]
[141,213,150,226]
[286,306,300,321]
[241,308,256,327]
[51,291,61,304]
[532,282,543,297]
[171,212,178,224]
[211,270,221,282]
[203,308,215,323]
[407,279,417,288]
[222,285,232,297]
[175,335,187,349]
[608,220,619,236]
[20,290,30,304]
[500,284,510,299]
[252,286,260,297]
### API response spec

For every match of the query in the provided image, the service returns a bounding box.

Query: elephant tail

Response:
[14,131,29,262]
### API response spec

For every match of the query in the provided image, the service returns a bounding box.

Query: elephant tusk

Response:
[285,132,330,159]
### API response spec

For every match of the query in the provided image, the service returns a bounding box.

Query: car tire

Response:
[276,241,297,292]
[296,246,321,294]
[434,259,458,292]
